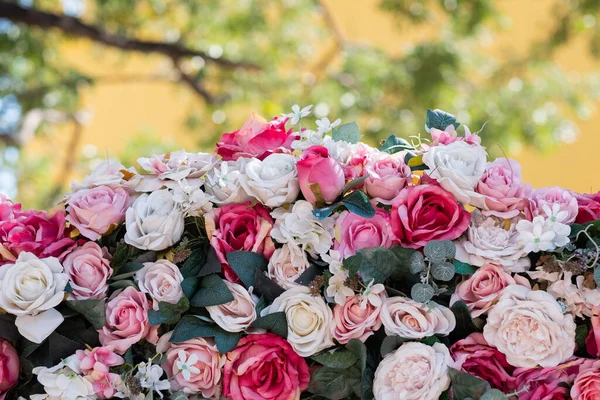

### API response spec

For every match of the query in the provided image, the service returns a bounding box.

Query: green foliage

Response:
[355,246,413,284]
[170,315,241,353]
[425,109,460,132]
[250,312,288,338]
[453,259,477,275]
[411,282,435,303]
[332,122,361,143]
[226,251,268,287]
[312,349,359,369]
[189,274,235,307]
[66,299,106,330]
[148,297,190,326]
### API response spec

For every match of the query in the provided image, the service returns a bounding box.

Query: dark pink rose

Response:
[571,360,600,400]
[575,191,600,223]
[450,333,516,393]
[364,154,411,204]
[63,242,112,300]
[525,186,579,224]
[390,183,470,248]
[205,202,275,282]
[513,358,587,400]
[334,208,396,257]
[477,158,531,219]
[0,195,20,221]
[331,294,383,344]
[586,306,600,357]
[297,145,345,204]
[216,113,296,161]
[222,333,310,400]
[0,338,19,400]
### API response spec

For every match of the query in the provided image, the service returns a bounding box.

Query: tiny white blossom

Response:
[326,270,354,306]
[291,129,326,151]
[516,216,571,253]
[322,250,344,275]
[543,203,569,224]
[135,361,170,398]
[316,117,341,134]
[285,104,313,125]
[175,350,200,381]
[360,281,385,309]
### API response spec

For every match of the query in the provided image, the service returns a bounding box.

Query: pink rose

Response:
[76,346,124,374]
[364,154,412,204]
[205,202,275,282]
[526,186,579,224]
[157,332,224,398]
[575,191,600,223]
[86,362,123,399]
[390,183,470,248]
[222,333,310,400]
[586,306,600,357]
[334,208,396,257]
[135,259,184,310]
[66,185,130,240]
[430,125,459,145]
[297,145,345,204]
[450,264,516,318]
[513,359,589,400]
[216,113,296,161]
[477,158,531,219]
[63,242,112,300]
[450,333,516,393]
[571,360,600,400]
[331,294,383,344]
[0,338,19,400]
[98,286,158,354]
[0,195,20,221]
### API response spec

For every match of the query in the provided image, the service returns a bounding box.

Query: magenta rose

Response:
[98,286,158,354]
[334,208,396,257]
[525,186,579,224]
[0,195,20,221]
[364,154,412,204]
[297,145,345,204]
[222,333,310,400]
[571,360,600,400]
[513,359,586,400]
[586,306,600,357]
[216,113,296,161]
[66,185,130,240]
[63,242,112,300]
[450,333,516,393]
[205,202,275,282]
[390,183,470,248]
[0,338,19,400]
[477,158,531,219]
[575,191,600,223]
[331,294,383,344]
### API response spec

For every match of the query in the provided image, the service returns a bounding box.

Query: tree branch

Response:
[0,0,259,70]
[171,58,227,105]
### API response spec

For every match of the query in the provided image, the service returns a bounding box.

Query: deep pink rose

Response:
[513,359,587,400]
[571,360,600,400]
[525,186,579,224]
[450,333,516,393]
[98,286,158,354]
[0,338,19,400]
[216,113,296,161]
[477,158,531,219]
[205,202,275,282]
[390,183,470,248]
[364,154,412,204]
[297,145,345,204]
[66,185,130,240]
[586,306,600,357]
[63,242,112,300]
[334,208,396,257]
[331,294,383,344]
[222,333,310,400]
[575,191,600,223]
[0,195,20,221]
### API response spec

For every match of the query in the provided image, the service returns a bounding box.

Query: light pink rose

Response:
[135,150,215,191]
[135,259,184,310]
[571,360,600,400]
[76,346,124,374]
[526,186,579,224]
[206,280,256,332]
[586,306,600,357]
[0,338,19,400]
[380,297,456,339]
[450,264,516,318]
[513,358,590,400]
[575,190,600,223]
[331,294,383,344]
[63,242,112,300]
[66,185,130,240]
[334,208,396,258]
[430,125,459,145]
[477,158,531,218]
[364,154,412,204]
[297,145,345,204]
[267,244,310,289]
[86,363,123,399]
[157,331,224,398]
[98,286,159,354]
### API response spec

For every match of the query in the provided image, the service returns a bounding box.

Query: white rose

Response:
[0,252,68,343]
[380,297,456,338]
[483,284,576,368]
[124,189,185,251]
[207,281,256,332]
[203,159,253,205]
[373,342,452,400]
[171,184,213,217]
[455,210,530,272]
[423,141,488,207]
[239,153,299,207]
[135,259,184,310]
[261,286,334,357]
[69,159,136,194]
[267,243,310,289]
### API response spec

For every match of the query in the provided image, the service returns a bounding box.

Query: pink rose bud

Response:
[586,306,600,357]
[575,191,600,224]
[297,145,345,204]
[0,338,19,399]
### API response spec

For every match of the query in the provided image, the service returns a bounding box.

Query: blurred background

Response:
[1,0,600,209]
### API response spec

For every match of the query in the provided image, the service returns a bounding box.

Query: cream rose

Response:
[124,189,185,251]
[240,153,300,207]
[0,252,68,343]
[373,342,452,400]
[267,243,310,289]
[206,280,256,332]
[380,297,456,339]
[203,159,253,205]
[135,259,184,310]
[483,284,576,368]
[261,286,334,357]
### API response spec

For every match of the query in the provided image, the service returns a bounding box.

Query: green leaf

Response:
[332,122,361,144]
[420,336,441,346]
[449,300,478,342]
[380,335,407,357]
[190,274,234,307]
[346,339,376,400]
[226,251,268,288]
[343,253,363,275]
[251,312,288,338]
[180,248,207,278]
[342,175,369,195]
[341,191,376,218]
[411,283,434,303]
[312,349,358,369]
[424,240,456,263]
[453,259,477,275]
[595,266,600,287]
[425,109,459,132]
[576,324,589,349]
[295,264,323,286]
[181,277,201,298]
[356,247,403,284]
[308,367,359,400]
[110,260,144,280]
[390,246,416,272]
[448,368,490,400]
[379,135,413,154]
[169,315,240,353]
[312,203,341,220]
[169,391,188,400]
[254,271,286,301]
[214,330,241,354]
[66,299,106,329]
[481,389,507,400]
[200,246,223,277]
[148,297,189,326]
[431,261,455,281]
[409,251,425,274]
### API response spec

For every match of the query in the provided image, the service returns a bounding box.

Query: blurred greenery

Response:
[1,0,600,208]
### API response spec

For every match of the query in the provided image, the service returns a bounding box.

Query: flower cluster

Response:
[0,107,599,400]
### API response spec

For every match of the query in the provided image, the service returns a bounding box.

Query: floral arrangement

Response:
[0,107,599,400]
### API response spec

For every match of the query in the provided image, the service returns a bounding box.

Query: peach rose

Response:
[206,280,256,332]
[331,294,383,344]
[63,242,112,300]
[571,360,600,400]
[380,297,456,339]
[267,243,310,289]
[135,259,184,310]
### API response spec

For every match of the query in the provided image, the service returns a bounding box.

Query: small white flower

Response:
[316,117,341,134]
[135,361,170,397]
[326,271,354,306]
[322,250,344,274]
[291,129,326,151]
[32,365,94,400]
[171,180,213,217]
[516,216,570,253]
[175,350,200,381]
[285,104,313,125]
[543,203,569,224]
[360,281,385,309]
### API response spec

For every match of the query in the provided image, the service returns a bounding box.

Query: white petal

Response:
[15,309,64,343]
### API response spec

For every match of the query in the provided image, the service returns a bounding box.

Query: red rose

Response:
[575,191,600,224]
[0,338,19,400]
[390,183,470,248]
[450,333,516,393]
[216,113,296,161]
[205,202,275,282]
[297,146,345,204]
[223,333,309,400]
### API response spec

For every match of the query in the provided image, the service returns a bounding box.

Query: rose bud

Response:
[297,145,345,204]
